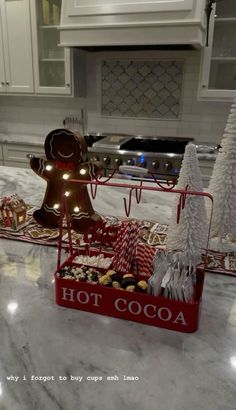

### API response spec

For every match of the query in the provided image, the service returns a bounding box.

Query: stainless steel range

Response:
[84,134,193,180]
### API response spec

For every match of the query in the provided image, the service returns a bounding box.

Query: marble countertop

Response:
[0,166,235,410]
[0,133,45,146]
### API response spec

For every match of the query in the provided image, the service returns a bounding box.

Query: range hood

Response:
[59,0,207,49]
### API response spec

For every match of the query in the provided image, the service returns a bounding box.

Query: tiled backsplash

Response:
[86,50,232,144]
[0,49,232,145]
[101,59,184,119]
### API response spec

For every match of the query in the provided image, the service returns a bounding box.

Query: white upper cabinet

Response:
[30,0,71,95]
[0,0,34,93]
[199,0,236,101]
[0,13,6,93]
[60,0,206,48]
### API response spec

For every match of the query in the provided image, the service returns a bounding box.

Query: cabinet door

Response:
[0,12,6,93]
[3,143,45,168]
[31,0,71,95]
[0,0,34,93]
[199,0,236,101]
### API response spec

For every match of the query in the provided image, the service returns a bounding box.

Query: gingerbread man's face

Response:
[45,129,87,163]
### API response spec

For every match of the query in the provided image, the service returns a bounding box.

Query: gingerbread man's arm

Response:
[30,157,55,181]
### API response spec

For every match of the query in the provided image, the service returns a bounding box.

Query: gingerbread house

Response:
[0,194,27,230]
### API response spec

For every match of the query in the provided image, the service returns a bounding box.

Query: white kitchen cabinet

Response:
[199,0,236,101]
[0,15,5,93]
[2,144,45,168]
[0,0,34,94]
[31,0,72,95]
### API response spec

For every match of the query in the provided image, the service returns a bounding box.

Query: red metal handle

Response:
[57,177,214,270]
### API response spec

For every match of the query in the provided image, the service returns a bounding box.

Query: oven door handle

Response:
[119,165,149,177]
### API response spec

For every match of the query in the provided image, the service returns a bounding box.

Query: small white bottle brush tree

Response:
[207,97,236,250]
[166,143,208,260]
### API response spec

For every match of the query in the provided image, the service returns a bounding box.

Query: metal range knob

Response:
[103,157,111,165]
[91,156,100,162]
[163,161,173,171]
[127,158,135,166]
[152,161,159,170]
[115,158,122,166]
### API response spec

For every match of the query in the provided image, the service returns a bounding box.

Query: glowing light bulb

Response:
[74,206,80,213]
[64,191,70,197]
[80,168,86,175]
[53,203,60,209]
[62,173,70,180]
[46,164,53,171]
[7,301,18,315]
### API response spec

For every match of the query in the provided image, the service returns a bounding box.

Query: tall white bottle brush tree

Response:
[207,96,236,249]
[166,143,208,259]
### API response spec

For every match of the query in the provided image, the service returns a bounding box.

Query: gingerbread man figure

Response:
[30,128,102,233]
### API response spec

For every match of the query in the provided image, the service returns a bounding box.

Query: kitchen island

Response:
[0,166,235,410]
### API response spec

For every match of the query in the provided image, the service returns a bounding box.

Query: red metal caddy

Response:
[54,175,213,333]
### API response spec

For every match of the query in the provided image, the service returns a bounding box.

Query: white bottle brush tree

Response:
[207,97,236,250]
[166,143,208,260]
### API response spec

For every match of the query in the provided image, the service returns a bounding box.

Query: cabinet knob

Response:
[1,81,5,86]
[66,83,70,87]
[26,153,35,159]
[6,81,10,85]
